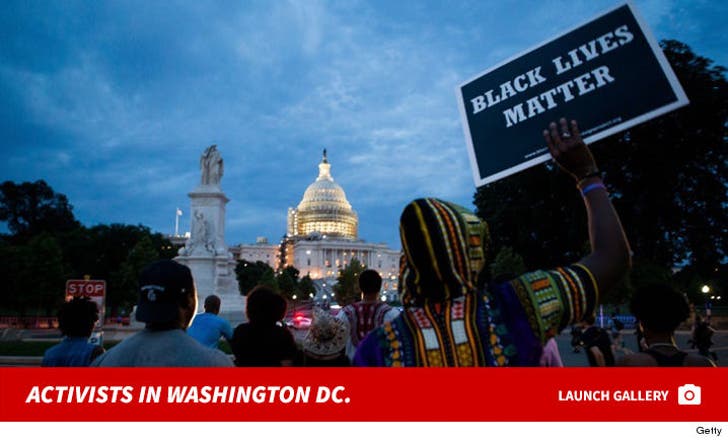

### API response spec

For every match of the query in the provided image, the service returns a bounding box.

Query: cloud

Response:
[2,0,726,251]
[227,206,288,242]
[272,18,476,207]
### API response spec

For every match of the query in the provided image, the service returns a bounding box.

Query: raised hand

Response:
[543,118,599,181]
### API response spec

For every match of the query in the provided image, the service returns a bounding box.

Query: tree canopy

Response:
[0,181,174,316]
[234,260,315,302]
[333,258,366,306]
[474,40,727,304]
[276,266,300,299]
[0,180,80,241]
[297,274,316,300]
[235,260,275,296]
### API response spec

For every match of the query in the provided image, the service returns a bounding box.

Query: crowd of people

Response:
[44,118,718,368]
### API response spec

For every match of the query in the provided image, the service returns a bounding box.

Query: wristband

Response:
[577,171,603,189]
[581,183,607,197]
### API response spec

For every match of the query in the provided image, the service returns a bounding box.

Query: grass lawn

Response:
[0,340,119,356]
[0,339,233,357]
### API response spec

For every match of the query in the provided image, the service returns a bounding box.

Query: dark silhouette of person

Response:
[570,323,583,353]
[619,284,715,367]
[91,260,233,366]
[580,314,615,366]
[231,286,298,366]
[337,269,399,361]
[187,294,233,348]
[692,317,717,362]
[42,297,104,366]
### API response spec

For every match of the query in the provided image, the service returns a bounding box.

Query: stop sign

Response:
[65,280,106,298]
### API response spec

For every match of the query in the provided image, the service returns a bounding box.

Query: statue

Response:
[193,210,209,245]
[200,145,223,186]
[180,210,215,255]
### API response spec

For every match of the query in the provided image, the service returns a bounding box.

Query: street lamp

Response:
[701,285,711,294]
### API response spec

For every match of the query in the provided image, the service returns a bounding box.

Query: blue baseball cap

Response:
[136,260,195,323]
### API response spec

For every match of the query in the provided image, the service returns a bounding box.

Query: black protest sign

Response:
[457,3,688,187]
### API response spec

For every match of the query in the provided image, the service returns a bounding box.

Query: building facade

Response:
[230,237,279,269]
[226,150,401,298]
[282,150,400,288]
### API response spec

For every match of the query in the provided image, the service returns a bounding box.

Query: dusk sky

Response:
[2,1,726,250]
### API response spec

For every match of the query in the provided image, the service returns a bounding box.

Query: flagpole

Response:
[175,208,181,236]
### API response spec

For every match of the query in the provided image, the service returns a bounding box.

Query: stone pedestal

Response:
[175,183,246,325]
[175,255,245,325]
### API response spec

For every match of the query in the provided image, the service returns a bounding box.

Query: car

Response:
[285,312,312,329]
[328,303,341,315]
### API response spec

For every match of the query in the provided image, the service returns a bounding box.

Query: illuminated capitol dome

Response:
[233,149,401,297]
[287,149,358,240]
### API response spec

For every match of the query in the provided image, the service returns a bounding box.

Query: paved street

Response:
[555,329,727,367]
[2,325,726,367]
[291,325,728,366]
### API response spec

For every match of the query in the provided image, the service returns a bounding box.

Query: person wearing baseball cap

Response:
[91,260,233,366]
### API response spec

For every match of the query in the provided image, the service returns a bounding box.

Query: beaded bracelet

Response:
[581,183,607,197]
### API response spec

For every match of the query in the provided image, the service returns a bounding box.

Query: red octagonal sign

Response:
[65,279,106,298]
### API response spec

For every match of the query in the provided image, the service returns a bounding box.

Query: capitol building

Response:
[229,150,401,297]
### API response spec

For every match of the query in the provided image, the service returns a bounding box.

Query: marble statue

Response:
[180,210,214,255]
[200,145,223,186]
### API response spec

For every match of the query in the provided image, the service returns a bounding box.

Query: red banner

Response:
[1,367,726,422]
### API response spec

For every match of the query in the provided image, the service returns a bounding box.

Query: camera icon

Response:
[677,384,701,405]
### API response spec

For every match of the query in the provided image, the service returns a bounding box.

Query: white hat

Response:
[303,307,349,360]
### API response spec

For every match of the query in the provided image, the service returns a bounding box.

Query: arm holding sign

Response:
[543,118,631,296]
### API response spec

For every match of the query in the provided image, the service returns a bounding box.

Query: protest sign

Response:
[457,2,689,187]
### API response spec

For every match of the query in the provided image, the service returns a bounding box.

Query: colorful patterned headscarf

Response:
[399,198,490,307]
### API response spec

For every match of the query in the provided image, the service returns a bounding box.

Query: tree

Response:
[59,224,172,282]
[474,164,585,271]
[276,266,300,300]
[259,268,279,290]
[629,260,674,290]
[600,40,727,277]
[297,274,316,300]
[0,179,177,316]
[108,235,160,315]
[0,241,30,315]
[235,260,275,296]
[673,263,726,307]
[0,180,80,241]
[333,258,366,306]
[474,40,727,286]
[489,246,526,281]
[24,233,66,316]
